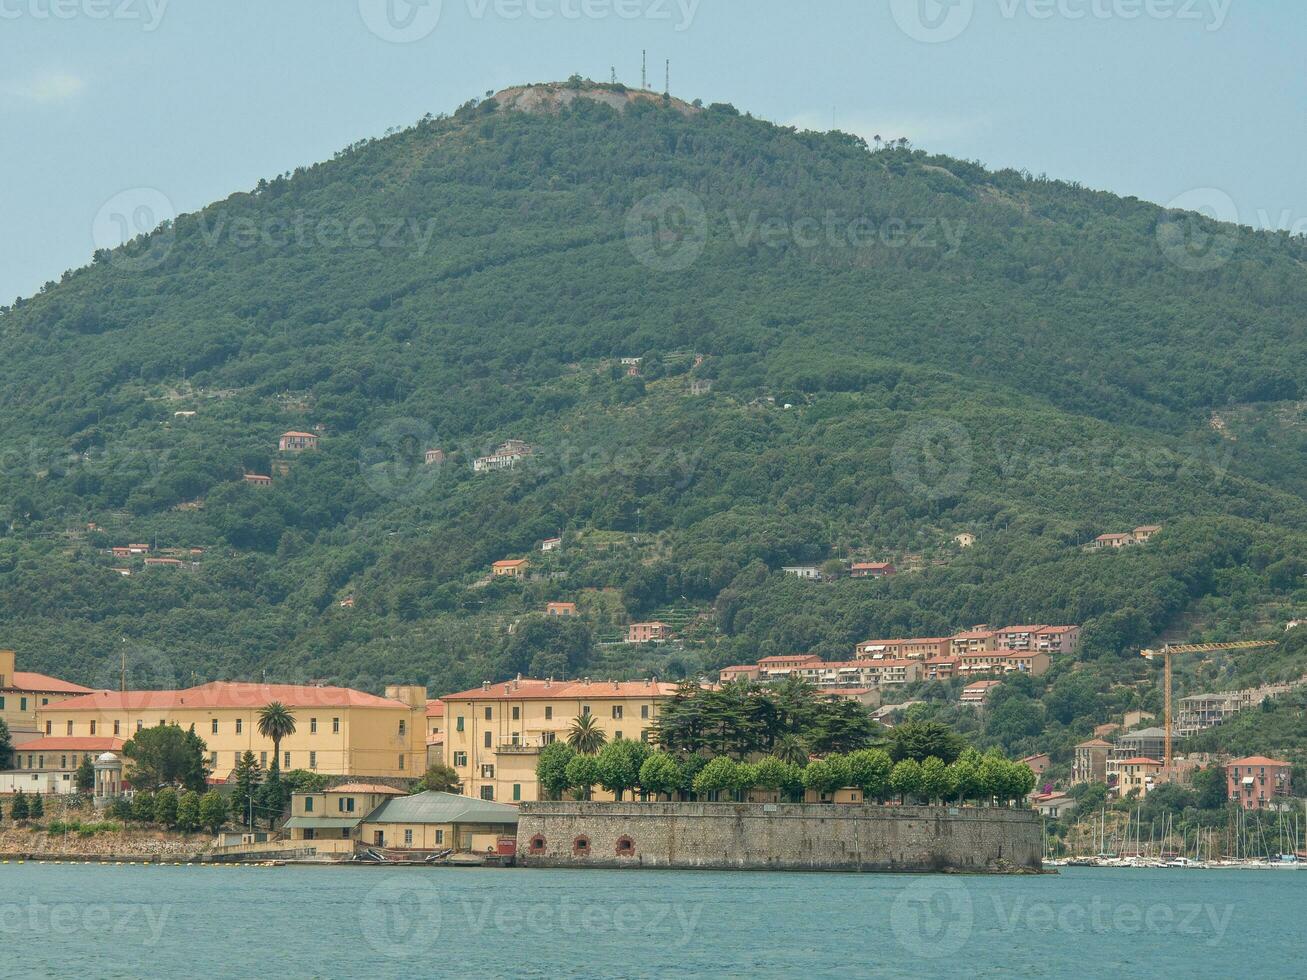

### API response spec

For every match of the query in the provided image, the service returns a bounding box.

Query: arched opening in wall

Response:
[572,835,591,856]
[615,835,635,857]
[528,835,547,855]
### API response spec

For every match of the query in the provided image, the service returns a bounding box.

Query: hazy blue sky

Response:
[2,0,1304,301]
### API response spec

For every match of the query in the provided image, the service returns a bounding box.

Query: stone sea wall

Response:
[516,802,1042,874]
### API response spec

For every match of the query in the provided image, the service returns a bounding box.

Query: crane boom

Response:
[1138,639,1276,770]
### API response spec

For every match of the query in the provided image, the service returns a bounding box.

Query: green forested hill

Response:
[2,81,1305,747]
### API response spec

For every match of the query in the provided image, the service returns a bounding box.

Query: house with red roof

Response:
[0,649,97,744]
[1226,756,1293,810]
[279,431,319,452]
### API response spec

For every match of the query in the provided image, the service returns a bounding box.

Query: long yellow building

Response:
[0,649,95,744]
[442,677,675,803]
[35,681,429,780]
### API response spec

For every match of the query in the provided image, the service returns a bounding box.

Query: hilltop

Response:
[2,79,1306,762]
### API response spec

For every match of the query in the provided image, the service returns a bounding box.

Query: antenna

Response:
[642,50,647,89]
[120,642,127,692]
[611,65,616,84]
[665,59,670,94]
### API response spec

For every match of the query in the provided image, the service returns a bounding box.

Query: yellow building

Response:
[0,649,96,744]
[35,681,428,781]
[283,783,407,851]
[358,790,519,852]
[442,677,676,803]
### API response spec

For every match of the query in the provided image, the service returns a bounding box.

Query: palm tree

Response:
[257,702,296,771]
[566,713,607,754]
[774,734,809,767]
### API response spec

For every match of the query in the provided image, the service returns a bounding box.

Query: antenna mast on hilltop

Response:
[642,50,647,89]
[665,60,670,94]
[610,65,617,84]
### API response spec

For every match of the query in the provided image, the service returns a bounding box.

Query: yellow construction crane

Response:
[1140,640,1275,770]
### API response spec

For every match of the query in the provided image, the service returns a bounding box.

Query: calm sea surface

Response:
[0,863,1301,978]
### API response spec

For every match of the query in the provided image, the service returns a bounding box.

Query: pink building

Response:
[1226,756,1293,810]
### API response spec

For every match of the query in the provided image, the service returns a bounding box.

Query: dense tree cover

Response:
[0,83,1305,760]
[121,724,209,792]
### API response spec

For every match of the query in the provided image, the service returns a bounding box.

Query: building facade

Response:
[1225,756,1292,811]
[0,650,96,745]
[442,678,675,803]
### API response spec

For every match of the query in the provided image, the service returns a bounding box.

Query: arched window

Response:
[572,835,591,856]
[615,835,635,857]
[528,835,547,855]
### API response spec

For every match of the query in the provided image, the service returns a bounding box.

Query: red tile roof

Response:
[9,671,95,695]
[11,737,123,753]
[1227,756,1291,767]
[1117,757,1163,766]
[442,679,677,702]
[327,783,405,795]
[425,699,445,718]
[1076,738,1113,748]
[49,681,413,712]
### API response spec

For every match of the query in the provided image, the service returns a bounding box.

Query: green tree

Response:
[773,734,809,767]
[638,752,683,799]
[154,787,179,828]
[1191,766,1227,810]
[28,794,44,820]
[232,750,263,828]
[888,722,966,765]
[692,756,739,798]
[596,739,648,801]
[10,791,29,822]
[176,790,201,832]
[890,759,923,803]
[753,756,799,799]
[803,755,851,797]
[536,742,577,800]
[132,790,156,823]
[0,719,12,770]
[257,702,297,771]
[564,754,600,800]
[416,764,461,793]
[566,713,608,754]
[199,790,228,834]
[846,748,893,801]
[122,724,209,792]
[918,757,954,804]
[731,761,760,798]
[948,748,985,804]
[74,755,95,793]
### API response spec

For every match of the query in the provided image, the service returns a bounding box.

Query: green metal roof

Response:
[283,816,362,830]
[362,791,519,826]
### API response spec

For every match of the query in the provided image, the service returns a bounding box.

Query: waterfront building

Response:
[1110,757,1164,798]
[359,791,520,852]
[442,677,675,803]
[283,783,406,848]
[36,682,429,781]
[1225,756,1293,811]
[6,736,123,794]
[0,649,96,745]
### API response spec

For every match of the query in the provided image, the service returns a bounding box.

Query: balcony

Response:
[496,739,552,755]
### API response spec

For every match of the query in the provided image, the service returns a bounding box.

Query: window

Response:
[616,836,635,857]
[398,720,406,736]
[211,719,219,735]
[512,706,520,721]
[332,717,340,734]
[456,716,465,732]
[310,718,317,734]
[480,786,494,801]
[641,705,650,720]
[615,731,623,741]
[484,706,492,721]
[309,751,317,769]
[481,764,495,779]
[235,752,241,765]
[136,720,143,732]
[20,697,27,711]
[641,729,651,743]
[114,720,121,736]
[612,706,623,720]
[404,829,413,846]
[436,830,445,845]
[483,731,492,749]
[260,752,267,766]
[305,797,314,812]
[284,751,291,769]
[512,784,521,802]
[236,719,242,735]
[66,721,73,735]
[528,834,546,854]
[581,705,590,716]
[210,752,217,766]
[572,836,591,856]
[398,754,405,770]
[89,721,96,735]
[544,706,553,721]
[453,751,467,767]
[45,721,51,735]
[0,697,4,709]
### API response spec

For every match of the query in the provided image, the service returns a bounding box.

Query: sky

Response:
[2,0,1305,301]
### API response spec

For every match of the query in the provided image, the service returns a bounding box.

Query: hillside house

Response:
[243,473,273,487]
[690,379,713,395]
[782,566,823,581]
[1073,739,1112,785]
[960,680,1002,706]
[855,639,906,660]
[1092,533,1134,549]
[756,654,823,678]
[626,622,670,644]
[850,562,895,579]
[1021,753,1052,777]
[541,537,562,552]
[1133,525,1163,543]
[950,629,997,657]
[1111,757,1164,798]
[923,657,960,681]
[954,532,976,548]
[1226,756,1293,811]
[424,449,445,466]
[473,440,533,473]
[996,625,1081,655]
[545,602,577,617]
[492,559,529,579]
[279,431,319,452]
[719,664,760,683]
[958,650,1049,677]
